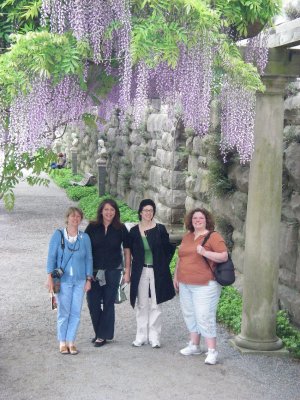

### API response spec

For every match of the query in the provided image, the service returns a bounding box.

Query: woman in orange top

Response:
[173,208,228,365]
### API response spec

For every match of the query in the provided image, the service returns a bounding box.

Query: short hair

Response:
[185,208,215,232]
[65,207,83,225]
[91,198,122,229]
[137,199,156,221]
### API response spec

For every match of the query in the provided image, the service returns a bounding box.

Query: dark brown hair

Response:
[185,208,215,232]
[91,199,122,229]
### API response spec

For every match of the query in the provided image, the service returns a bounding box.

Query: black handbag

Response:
[201,232,235,286]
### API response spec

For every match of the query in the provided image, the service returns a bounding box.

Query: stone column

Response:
[71,132,79,175]
[96,139,108,196]
[71,148,78,175]
[234,77,287,352]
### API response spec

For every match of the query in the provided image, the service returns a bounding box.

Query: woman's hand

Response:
[84,280,92,292]
[173,276,179,292]
[46,274,54,293]
[197,245,206,256]
[122,270,131,285]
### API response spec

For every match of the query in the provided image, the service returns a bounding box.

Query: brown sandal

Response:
[69,345,78,355]
[59,345,69,354]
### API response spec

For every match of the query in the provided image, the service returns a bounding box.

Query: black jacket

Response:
[85,223,130,271]
[129,223,176,308]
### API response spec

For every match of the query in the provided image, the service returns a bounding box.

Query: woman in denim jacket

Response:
[47,207,93,355]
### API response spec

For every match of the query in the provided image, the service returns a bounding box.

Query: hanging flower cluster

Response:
[220,77,256,164]
[41,0,131,64]
[8,75,89,153]
[38,0,268,163]
[245,31,269,75]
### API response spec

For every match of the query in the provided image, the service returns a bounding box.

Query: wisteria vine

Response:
[8,75,89,153]
[14,0,271,163]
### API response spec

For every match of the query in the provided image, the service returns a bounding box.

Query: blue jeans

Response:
[87,269,121,340]
[179,281,221,338]
[56,280,85,342]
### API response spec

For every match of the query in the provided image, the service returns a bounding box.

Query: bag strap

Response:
[200,231,214,274]
[57,229,75,273]
[58,229,65,250]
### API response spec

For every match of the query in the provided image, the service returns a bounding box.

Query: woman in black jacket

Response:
[85,199,131,347]
[129,199,175,348]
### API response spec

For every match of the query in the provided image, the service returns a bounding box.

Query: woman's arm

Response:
[123,248,131,284]
[173,259,180,292]
[197,245,228,263]
[84,233,93,292]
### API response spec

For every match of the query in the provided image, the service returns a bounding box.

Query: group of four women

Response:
[46,198,228,365]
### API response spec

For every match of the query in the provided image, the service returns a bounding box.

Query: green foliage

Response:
[214,0,281,37]
[0,0,42,51]
[276,310,300,357]
[66,185,98,201]
[216,287,300,358]
[217,286,243,333]
[0,31,90,106]
[50,169,139,222]
[207,134,236,197]
[131,0,219,67]
[169,248,178,276]
[79,193,140,223]
[50,168,83,189]
[0,146,55,210]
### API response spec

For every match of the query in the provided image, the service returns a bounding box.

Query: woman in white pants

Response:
[129,199,175,348]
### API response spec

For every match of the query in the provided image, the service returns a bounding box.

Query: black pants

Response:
[87,269,121,340]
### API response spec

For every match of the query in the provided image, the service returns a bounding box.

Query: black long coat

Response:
[129,223,176,308]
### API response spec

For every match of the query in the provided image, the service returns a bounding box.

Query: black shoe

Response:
[94,339,107,347]
[91,337,96,343]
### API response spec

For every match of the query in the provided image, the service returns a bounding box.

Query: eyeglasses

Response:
[67,238,80,252]
[142,208,154,213]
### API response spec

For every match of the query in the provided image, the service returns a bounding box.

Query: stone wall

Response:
[53,82,300,325]
[105,101,187,232]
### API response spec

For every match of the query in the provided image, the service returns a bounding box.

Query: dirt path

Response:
[0,180,299,400]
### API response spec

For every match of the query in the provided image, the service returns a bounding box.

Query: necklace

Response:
[65,228,80,251]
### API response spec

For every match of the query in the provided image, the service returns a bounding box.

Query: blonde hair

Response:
[65,207,83,225]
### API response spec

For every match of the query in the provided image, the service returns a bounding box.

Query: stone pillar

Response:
[96,139,108,196]
[71,147,78,175]
[234,77,287,352]
[97,159,107,196]
[71,132,79,175]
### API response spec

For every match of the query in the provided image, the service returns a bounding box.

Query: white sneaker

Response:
[205,349,218,365]
[132,340,147,347]
[151,341,161,349]
[180,341,201,356]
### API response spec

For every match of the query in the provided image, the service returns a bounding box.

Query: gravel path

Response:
[0,180,299,400]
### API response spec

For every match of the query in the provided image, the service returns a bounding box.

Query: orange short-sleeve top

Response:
[177,231,227,285]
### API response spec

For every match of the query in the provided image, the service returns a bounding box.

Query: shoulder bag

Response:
[201,231,235,286]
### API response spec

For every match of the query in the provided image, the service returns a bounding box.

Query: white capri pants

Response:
[179,280,221,338]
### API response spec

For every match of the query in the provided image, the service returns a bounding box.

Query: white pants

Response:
[135,267,162,343]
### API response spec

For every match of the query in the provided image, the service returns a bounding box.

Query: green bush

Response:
[217,286,242,334]
[66,185,97,201]
[79,193,107,220]
[50,168,82,188]
[170,248,178,276]
[277,310,300,358]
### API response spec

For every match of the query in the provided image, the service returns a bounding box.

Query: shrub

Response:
[66,186,97,201]
[277,310,300,358]
[50,168,82,188]
[217,286,242,333]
